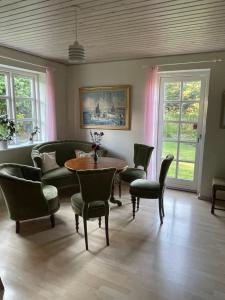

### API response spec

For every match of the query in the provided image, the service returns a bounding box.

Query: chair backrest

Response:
[133,143,154,171]
[0,163,48,221]
[159,155,174,188]
[77,168,116,204]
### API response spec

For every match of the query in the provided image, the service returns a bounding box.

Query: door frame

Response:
[157,69,210,193]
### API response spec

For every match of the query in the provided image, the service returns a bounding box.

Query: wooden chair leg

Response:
[0,276,4,290]
[50,214,55,228]
[16,220,20,234]
[161,196,165,217]
[158,198,163,225]
[75,214,79,232]
[137,197,140,211]
[211,186,216,214]
[105,215,109,246]
[118,181,122,198]
[131,196,136,219]
[98,217,102,228]
[83,219,88,250]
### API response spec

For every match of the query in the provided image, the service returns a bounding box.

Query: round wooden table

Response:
[65,157,128,206]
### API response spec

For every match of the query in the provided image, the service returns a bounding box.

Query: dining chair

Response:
[129,155,174,224]
[118,143,154,197]
[71,168,116,250]
[0,163,60,233]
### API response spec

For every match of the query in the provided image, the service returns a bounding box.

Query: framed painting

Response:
[79,85,131,130]
[221,91,225,128]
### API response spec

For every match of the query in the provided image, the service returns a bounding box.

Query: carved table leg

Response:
[110,177,122,207]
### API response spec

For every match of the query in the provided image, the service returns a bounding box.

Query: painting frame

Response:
[220,91,225,129]
[79,85,131,130]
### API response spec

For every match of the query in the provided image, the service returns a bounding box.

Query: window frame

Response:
[0,66,42,145]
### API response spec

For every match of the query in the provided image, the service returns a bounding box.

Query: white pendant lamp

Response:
[68,6,85,64]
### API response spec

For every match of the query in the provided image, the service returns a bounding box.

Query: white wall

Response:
[67,51,225,199]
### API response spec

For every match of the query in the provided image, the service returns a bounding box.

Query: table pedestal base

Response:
[110,178,122,206]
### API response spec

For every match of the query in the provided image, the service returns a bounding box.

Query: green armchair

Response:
[0,163,60,233]
[119,143,154,197]
[71,168,116,250]
[129,155,174,224]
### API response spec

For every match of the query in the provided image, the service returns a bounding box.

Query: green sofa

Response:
[31,140,107,190]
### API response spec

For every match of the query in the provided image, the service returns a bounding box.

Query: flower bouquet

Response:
[90,130,104,163]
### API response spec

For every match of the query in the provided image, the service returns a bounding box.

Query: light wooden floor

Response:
[0,188,225,300]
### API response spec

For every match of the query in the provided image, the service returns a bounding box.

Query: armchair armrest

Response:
[21,165,42,181]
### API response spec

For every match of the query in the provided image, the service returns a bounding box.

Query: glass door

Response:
[158,71,209,191]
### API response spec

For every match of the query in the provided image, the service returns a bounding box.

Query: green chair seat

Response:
[71,193,106,218]
[119,168,146,183]
[130,179,160,198]
[43,185,60,212]
[42,167,78,188]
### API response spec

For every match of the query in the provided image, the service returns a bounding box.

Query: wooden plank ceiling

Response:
[0,0,225,64]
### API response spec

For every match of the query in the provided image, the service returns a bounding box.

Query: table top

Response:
[65,157,128,172]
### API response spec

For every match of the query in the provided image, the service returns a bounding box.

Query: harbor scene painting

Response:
[80,85,131,130]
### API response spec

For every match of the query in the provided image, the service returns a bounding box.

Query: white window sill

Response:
[0,141,45,151]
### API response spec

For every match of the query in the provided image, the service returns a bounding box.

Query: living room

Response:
[0,1,225,300]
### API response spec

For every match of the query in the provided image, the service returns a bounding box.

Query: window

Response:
[0,67,43,145]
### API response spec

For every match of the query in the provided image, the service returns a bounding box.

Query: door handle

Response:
[197,134,202,143]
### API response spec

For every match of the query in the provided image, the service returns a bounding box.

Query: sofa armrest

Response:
[31,149,42,169]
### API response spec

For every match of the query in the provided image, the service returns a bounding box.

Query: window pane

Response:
[164,103,180,121]
[163,122,179,140]
[165,82,181,101]
[181,102,199,122]
[16,99,32,119]
[167,161,176,178]
[162,141,177,158]
[0,98,8,115]
[0,74,7,96]
[178,162,194,180]
[16,121,33,143]
[180,123,197,141]
[14,75,32,97]
[182,81,201,101]
[179,143,196,161]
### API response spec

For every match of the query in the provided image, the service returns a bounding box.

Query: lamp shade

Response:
[68,41,85,64]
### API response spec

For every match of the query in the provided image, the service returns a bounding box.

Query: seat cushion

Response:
[71,193,107,218]
[42,185,60,213]
[119,168,146,183]
[130,179,161,199]
[41,167,78,188]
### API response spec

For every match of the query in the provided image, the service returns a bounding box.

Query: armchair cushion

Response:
[119,168,146,183]
[71,193,106,218]
[43,185,60,212]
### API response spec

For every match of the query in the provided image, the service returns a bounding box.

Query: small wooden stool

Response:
[211,178,225,214]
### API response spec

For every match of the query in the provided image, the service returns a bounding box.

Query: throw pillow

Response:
[75,150,94,158]
[40,151,60,173]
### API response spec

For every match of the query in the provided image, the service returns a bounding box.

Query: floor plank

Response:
[0,189,225,300]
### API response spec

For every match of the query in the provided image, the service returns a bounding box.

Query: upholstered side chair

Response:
[71,168,116,250]
[118,143,154,197]
[0,163,60,233]
[129,155,174,224]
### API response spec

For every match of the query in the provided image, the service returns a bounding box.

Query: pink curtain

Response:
[46,68,57,141]
[144,66,159,180]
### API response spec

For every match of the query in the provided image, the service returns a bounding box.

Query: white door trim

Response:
[157,69,210,193]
